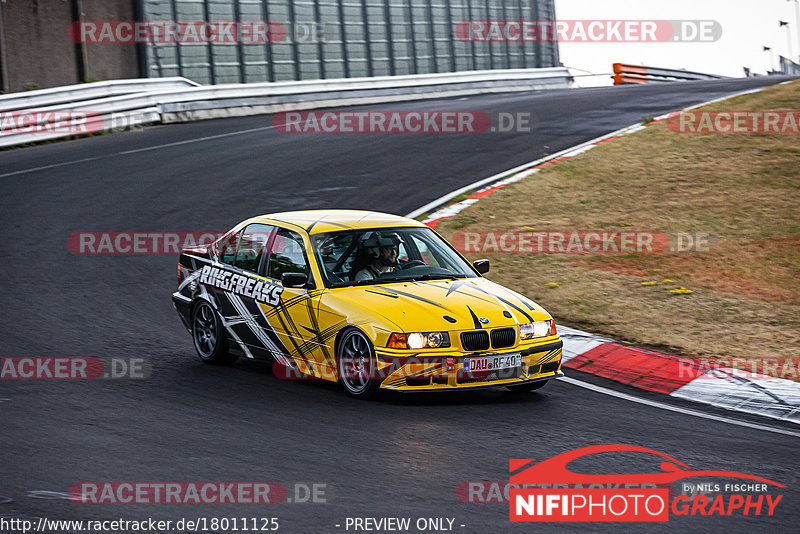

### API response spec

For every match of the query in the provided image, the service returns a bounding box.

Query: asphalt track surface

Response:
[1,77,799,533]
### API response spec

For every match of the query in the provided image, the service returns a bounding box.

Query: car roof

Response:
[249,210,427,235]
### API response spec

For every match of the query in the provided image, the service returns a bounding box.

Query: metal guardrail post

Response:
[0,3,8,93]
[132,0,149,79]
[168,0,183,77]
[464,0,476,71]
[499,0,511,70]
[336,0,350,78]
[203,0,217,84]
[533,0,544,68]
[443,0,456,72]
[233,0,246,83]
[405,0,419,75]
[288,0,301,80]
[360,0,374,78]
[485,2,495,71]
[425,0,438,73]
[71,0,88,82]
[261,0,276,82]
[516,0,529,69]
[313,0,327,79]
[383,0,396,77]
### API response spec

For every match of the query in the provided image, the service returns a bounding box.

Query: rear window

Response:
[266,228,310,280]
[218,231,240,265]
[234,224,274,273]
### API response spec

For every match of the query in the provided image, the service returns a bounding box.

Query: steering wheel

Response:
[399,260,426,270]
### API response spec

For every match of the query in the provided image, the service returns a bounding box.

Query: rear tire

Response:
[506,380,549,394]
[191,300,237,365]
[337,328,381,399]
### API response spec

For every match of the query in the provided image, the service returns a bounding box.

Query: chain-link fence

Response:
[143,0,560,84]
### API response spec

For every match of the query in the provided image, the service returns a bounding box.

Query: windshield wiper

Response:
[332,279,388,288]
[388,273,462,282]
[332,274,463,287]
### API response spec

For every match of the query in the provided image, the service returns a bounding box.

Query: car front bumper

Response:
[375,339,563,392]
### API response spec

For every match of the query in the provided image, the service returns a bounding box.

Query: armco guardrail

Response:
[159,68,572,122]
[0,68,571,149]
[779,56,800,76]
[612,63,726,85]
[0,78,199,112]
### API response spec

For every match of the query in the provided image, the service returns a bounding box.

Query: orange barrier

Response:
[612,63,725,85]
[613,63,647,76]
[613,73,649,85]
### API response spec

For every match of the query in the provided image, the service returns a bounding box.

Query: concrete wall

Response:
[0,0,564,93]
[82,0,142,82]
[0,0,141,93]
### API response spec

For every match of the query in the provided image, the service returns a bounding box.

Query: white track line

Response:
[405,123,643,220]
[406,83,800,435]
[559,377,800,438]
[118,125,275,155]
[0,125,275,179]
[405,84,786,220]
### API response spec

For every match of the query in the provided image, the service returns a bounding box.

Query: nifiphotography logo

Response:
[509,445,784,522]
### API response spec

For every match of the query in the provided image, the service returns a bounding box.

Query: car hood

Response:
[328,277,551,333]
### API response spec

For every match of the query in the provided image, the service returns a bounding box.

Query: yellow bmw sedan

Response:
[172,210,563,398]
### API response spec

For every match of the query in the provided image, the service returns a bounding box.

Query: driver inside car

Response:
[354,231,403,281]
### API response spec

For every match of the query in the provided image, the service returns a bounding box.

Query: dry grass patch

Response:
[438,80,800,374]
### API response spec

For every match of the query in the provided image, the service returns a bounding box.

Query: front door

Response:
[261,227,332,379]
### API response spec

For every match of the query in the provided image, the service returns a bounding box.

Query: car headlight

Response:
[519,320,556,340]
[388,332,451,349]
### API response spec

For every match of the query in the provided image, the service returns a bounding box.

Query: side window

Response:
[235,224,275,273]
[219,231,241,265]
[266,228,310,280]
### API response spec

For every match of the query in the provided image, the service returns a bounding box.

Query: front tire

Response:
[191,300,237,365]
[337,328,381,399]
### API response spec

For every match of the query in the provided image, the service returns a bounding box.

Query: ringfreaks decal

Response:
[199,265,283,306]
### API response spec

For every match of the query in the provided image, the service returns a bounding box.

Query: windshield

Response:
[312,227,478,288]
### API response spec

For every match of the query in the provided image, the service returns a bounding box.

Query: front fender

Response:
[318,291,401,350]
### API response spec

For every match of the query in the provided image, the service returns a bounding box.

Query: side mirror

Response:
[282,272,310,288]
[473,259,490,275]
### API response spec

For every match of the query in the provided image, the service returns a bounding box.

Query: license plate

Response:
[464,353,522,372]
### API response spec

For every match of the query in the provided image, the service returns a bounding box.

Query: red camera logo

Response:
[508,445,784,522]
[511,488,668,522]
